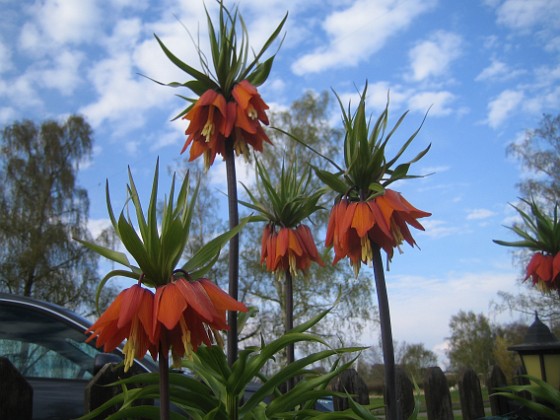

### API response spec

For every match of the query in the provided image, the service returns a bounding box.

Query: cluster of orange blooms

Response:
[326,189,431,275]
[183,80,270,168]
[86,278,247,370]
[525,252,560,292]
[260,224,325,277]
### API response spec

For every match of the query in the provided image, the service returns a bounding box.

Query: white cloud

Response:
[0,107,17,125]
[88,218,112,241]
[408,91,456,116]
[475,58,523,82]
[492,0,560,32]
[0,72,43,109]
[80,54,168,132]
[486,89,524,128]
[39,50,84,96]
[362,269,525,366]
[420,219,461,239]
[407,31,462,82]
[291,0,435,75]
[21,0,101,52]
[466,208,497,220]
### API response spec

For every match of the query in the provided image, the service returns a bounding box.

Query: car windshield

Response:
[0,302,101,380]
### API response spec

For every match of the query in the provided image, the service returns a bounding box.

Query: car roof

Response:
[0,292,93,331]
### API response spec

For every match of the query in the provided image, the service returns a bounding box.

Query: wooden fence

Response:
[0,355,529,419]
[333,365,530,419]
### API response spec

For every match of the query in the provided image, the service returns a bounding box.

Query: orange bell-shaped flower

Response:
[85,284,157,371]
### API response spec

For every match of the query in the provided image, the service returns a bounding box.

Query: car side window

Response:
[0,302,101,380]
[0,339,93,379]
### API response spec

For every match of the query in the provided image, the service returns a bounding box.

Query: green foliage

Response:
[494,198,560,254]
[240,159,323,228]
[447,310,495,377]
[78,309,372,420]
[297,83,430,201]
[397,342,438,383]
[0,115,102,310]
[76,159,246,307]
[153,0,286,117]
[493,375,560,419]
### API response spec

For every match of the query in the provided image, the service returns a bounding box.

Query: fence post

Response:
[458,368,485,420]
[0,357,33,420]
[396,367,415,419]
[487,365,511,416]
[332,368,369,411]
[423,366,454,420]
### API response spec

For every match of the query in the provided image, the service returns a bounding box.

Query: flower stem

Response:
[158,347,170,420]
[371,244,400,420]
[285,269,295,392]
[225,141,239,367]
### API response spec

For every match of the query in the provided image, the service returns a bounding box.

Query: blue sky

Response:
[1,0,559,364]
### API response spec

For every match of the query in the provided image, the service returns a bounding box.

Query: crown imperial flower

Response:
[494,199,560,293]
[155,2,285,169]
[312,84,431,275]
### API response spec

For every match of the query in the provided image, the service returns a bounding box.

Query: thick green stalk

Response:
[371,244,400,420]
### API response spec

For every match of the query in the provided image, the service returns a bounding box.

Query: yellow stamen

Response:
[201,107,216,142]
[352,261,360,278]
[201,121,214,143]
[234,139,249,157]
[203,151,212,171]
[390,220,404,246]
[247,105,257,120]
[179,317,194,361]
[122,320,138,372]
[289,253,297,278]
[361,236,373,264]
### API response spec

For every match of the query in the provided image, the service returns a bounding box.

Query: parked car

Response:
[0,293,157,419]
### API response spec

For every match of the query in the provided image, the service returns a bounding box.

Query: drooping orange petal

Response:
[234,104,257,133]
[199,278,248,313]
[296,224,324,266]
[537,255,553,282]
[175,278,216,323]
[232,80,255,110]
[351,202,375,238]
[287,228,304,256]
[154,283,187,331]
[367,200,392,241]
[276,228,289,259]
[525,253,540,280]
[266,230,277,271]
[117,284,145,329]
[261,224,272,264]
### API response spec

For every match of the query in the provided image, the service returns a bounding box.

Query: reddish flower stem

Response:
[225,141,239,367]
[159,346,170,420]
[371,243,400,420]
[285,269,295,392]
